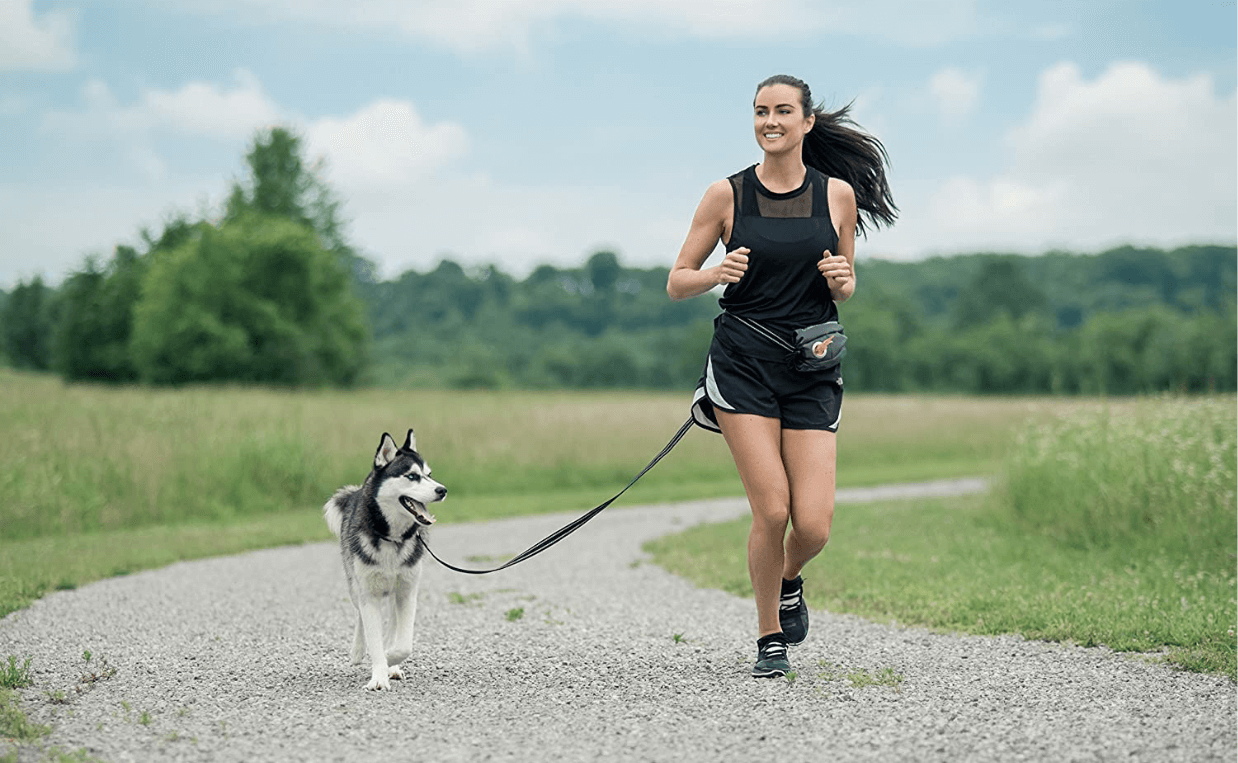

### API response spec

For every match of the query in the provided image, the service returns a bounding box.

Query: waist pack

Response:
[726,313,847,372]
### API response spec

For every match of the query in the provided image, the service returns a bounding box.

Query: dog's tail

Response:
[323,486,361,538]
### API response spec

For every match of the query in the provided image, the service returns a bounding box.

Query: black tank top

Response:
[716,164,840,359]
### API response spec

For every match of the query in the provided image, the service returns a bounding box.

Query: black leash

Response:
[420,416,695,575]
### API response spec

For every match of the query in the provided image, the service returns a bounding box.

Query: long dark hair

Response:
[755,74,898,237]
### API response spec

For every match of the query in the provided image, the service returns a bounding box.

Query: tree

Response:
[952,256,1047,328]
[51,245,152,382]
[225,126,377,287]
[1,276,53,370]
[586,250,621,293]
[130,214,368,386]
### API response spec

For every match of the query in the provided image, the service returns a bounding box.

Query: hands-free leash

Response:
[420,417,695,575]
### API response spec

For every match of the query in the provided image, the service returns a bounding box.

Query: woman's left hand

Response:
[818,251,851,288]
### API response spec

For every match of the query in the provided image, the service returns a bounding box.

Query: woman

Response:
[667,74,896,678]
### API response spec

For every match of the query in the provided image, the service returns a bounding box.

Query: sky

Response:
[1,0,1235,289]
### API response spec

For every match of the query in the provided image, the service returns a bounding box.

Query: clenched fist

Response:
[717,248,750,285]
[818,251,850,288]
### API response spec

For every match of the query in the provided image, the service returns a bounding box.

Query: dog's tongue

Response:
[401,497,436,525]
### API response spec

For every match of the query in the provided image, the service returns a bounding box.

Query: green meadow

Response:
[1,369,1234,679]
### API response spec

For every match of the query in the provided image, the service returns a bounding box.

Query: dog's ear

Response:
[374,433,399,469]
[403,428,417,452]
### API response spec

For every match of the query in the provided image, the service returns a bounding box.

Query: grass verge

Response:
[646,494,1236,681]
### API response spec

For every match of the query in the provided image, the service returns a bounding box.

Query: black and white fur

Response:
[323,429,447,690]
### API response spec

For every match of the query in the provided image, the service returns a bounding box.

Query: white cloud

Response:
[869,61,1237,257]
[304,100,468,191]
[158,0,981,51]
[0,0,76,71]
[56,69,281,141]
[929,67,982,125]
[142,69,282,139]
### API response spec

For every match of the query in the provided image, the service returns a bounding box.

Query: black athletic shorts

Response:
[691,332,843,434]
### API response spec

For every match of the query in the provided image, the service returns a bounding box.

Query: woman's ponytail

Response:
[756,75,898,238]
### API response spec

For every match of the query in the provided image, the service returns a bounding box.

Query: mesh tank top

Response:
[719,164,840,339]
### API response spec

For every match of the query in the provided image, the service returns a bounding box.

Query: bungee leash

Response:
[420,416,695,575]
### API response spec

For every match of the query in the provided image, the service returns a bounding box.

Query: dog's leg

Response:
[386,566,421,669]
[350,611,366,665]
[357,597,392,691]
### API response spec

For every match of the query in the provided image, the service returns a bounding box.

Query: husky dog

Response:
[324,429,447,690]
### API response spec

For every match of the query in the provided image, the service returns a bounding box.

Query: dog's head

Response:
[372,429,447,526]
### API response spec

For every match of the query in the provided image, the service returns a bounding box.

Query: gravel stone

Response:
[1,478,1233,762]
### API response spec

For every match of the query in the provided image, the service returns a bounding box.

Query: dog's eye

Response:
[406,473,421,482]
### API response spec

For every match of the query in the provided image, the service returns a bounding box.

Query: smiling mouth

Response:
[764,132,784,139]
[399,496,437,525]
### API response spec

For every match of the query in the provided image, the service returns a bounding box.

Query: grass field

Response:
[647,396,1237,680]
[2,368,1078,619]
[1,369,1233,682]
[0,368,1087,541]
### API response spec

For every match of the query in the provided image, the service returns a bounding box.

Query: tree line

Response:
[2,127,1234,395]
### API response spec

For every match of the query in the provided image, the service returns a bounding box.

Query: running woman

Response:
[667,75,897,678]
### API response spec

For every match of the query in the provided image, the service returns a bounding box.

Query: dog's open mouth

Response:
[399,496,437,525]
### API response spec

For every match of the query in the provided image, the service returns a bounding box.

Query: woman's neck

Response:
[755,152,807,193]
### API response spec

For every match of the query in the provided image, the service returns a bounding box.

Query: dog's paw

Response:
[385,648,410,667]
[388,665,405,681]
[365,674,391,691]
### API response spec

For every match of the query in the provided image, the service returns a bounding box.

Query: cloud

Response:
[0,0,76,71]
[55,69,281,141]
[929,67,982,125]
[870,61,1237,256]
[157,0,981,51]
[304,100,468,192]
[142,70,282,139]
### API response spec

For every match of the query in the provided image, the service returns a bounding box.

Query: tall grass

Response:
[0,369,1075,541]
[1001,396,1237,569]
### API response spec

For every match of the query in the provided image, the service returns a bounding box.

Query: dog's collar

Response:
[379,528,420,545]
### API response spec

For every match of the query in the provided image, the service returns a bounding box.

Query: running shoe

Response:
[752,633,791,678]
[779,575,809,645]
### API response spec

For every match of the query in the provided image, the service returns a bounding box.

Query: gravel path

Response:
[2,477,1233,762]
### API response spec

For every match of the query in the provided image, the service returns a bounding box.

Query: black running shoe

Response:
[779,575,809,646]
[752,633,791,678]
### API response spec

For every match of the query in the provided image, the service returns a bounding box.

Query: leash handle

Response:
[421,416,695,575]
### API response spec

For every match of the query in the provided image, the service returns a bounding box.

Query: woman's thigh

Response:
[715,410,788,522]
[780,428,837,534]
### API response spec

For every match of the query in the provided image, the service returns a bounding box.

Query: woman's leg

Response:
[779,428,837,580]
[715,410,789,638]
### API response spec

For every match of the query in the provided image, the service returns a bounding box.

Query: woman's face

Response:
[753,83,814,155]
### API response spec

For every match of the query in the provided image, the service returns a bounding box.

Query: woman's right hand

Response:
[716,248,750,285]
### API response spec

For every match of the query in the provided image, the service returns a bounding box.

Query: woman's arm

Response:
[818,178,858,303]
[667,180,749,301]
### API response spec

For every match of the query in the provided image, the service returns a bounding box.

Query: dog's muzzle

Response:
[399,496,438,525]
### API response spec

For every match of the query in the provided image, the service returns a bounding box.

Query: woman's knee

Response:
[791,508,834,549]
[749,490,791,531]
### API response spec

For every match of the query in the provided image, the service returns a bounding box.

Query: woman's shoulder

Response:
[727,164,756,181]
[823,174,855,206]
[701,165,756,207]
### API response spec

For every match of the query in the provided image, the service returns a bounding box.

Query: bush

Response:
[130,214,367,386]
